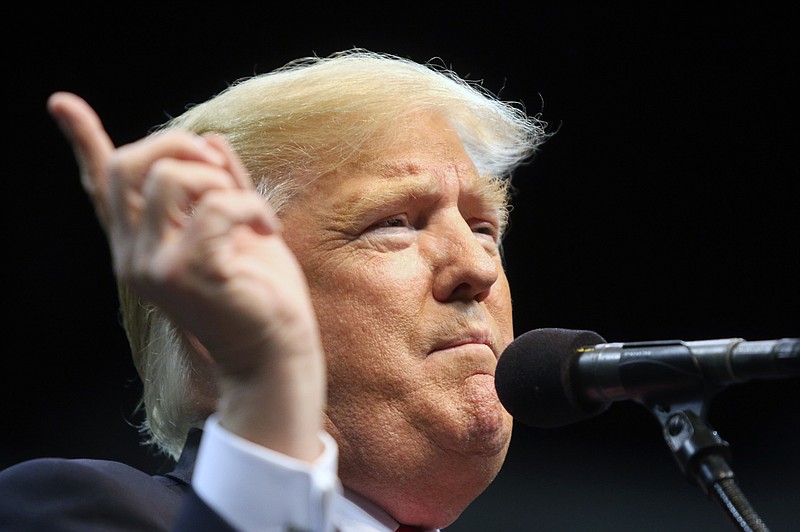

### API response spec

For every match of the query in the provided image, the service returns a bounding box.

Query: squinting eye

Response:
[472,223,499,241]
[369,214,413,230]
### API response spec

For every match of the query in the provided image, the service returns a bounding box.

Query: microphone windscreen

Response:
[495,328,611,428]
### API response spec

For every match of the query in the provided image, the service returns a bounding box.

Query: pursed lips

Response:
[429,330,499,361]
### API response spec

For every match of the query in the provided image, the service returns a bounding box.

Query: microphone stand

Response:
[609,339,780,530]
[647,401,769,531]
[598,335,800,529]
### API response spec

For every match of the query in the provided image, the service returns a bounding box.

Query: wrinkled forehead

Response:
[271,110,510,235]
[306,111,503,200]
[282,136,507,240]
[350,127,476,181]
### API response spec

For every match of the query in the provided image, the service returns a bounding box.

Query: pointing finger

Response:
[47,92,116,225]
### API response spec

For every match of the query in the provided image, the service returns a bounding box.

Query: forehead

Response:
[276,111,511,239]
[304,112,495,203]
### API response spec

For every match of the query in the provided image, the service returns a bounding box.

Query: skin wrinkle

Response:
[276,112,513,526]
[325,160,508,238]
[40,51,548,530]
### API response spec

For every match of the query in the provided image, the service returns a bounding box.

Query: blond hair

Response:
[122,48,548,459]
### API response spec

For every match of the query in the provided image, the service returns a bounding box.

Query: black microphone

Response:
[495,328,800,429]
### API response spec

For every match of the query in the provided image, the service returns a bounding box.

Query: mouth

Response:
[430,330,498,360]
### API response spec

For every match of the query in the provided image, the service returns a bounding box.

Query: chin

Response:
[459,375,514,456]
[469,418,512,458]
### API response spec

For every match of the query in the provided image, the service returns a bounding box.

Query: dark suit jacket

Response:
[0,429,235,531]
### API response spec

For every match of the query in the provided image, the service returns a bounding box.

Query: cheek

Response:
[489,271,515,346]
[308,254,428,389]
[307,250,427,336]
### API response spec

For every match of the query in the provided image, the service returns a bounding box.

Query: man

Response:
[0,49,546,531]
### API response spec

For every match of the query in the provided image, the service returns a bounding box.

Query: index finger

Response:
[47,92,116,225]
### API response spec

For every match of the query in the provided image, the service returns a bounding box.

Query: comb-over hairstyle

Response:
[121,48,549,459]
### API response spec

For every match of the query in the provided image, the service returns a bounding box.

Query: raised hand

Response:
[47,92,325,460]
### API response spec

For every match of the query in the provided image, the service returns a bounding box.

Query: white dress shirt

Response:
[193,415,438,532]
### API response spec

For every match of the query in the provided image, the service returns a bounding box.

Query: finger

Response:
[47,92,116,221]
[202,132,283,231]
[202,132,254,190]
[112,130,229,185]
[116,159,277,273]
[140,157,255,232]
[126,187,281,303]
[104,132,233,239]
[188,188,282,239]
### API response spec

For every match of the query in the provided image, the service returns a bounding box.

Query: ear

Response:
[186,332,215,364]
[184,332,220,410]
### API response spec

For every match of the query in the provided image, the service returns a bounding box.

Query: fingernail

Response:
[193,135,226,165]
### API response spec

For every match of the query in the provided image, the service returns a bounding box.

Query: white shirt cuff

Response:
[192,414,341,532]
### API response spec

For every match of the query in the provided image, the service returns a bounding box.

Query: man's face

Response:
[280,112,514,522]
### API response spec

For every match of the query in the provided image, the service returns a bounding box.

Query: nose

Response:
[429,213,500,303]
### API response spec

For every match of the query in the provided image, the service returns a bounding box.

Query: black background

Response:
[4,5,798,531]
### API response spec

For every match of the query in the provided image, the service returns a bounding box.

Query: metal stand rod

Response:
[691,452,770,531]
[660,410,770,532]
[710,476,769,532]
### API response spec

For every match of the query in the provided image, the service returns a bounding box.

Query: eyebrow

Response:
[329,161,509,231]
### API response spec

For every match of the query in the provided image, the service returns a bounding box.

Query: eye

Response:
[369,214,413,231]
[359,213,417,251]
[471,221,500,243]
